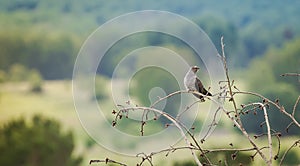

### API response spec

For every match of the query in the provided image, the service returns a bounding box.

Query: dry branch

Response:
[90,37,300,166]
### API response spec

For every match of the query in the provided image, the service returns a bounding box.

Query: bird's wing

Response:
[195,77,212,96]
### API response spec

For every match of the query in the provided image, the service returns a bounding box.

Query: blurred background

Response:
[0,0,299,165]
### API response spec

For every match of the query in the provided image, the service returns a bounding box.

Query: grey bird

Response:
[184,66,212,100]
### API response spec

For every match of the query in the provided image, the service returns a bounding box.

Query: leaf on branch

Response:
[112,110,117,114]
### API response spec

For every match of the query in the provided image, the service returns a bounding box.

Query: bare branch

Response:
[95,37,300,166]
[253,102,272,165]
[279,139,300,166]
[292,96,300,117]
[220,36,241,126]
[117,106,203,165]
[234,91,300,129]
[90,158,127,166]
[218,37,269,163]
[280,73,300,77]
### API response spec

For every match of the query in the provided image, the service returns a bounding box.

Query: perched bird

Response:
[184,66,212,100]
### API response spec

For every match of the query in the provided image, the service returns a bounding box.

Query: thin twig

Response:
[90,158,127,166]
[280,73,300,77]
[119,106,202,166]
[233,91,300,128]
[292,96,300,117]
[220,36,241,125]
[253,102,272,165]
[279,140,300,166]
[200,107,221,142]
[219,37,269,163]
[150,90,185,108]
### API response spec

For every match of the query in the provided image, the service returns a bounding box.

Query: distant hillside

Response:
[0,0,299,78]
[1,0,299,35]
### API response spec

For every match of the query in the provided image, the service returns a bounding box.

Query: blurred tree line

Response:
[0,0,299,78]
[0,115,82,166]
[0,31,79,80]
[0,0,299,136]
[243,38,300,135]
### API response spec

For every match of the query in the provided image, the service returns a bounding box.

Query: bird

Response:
[184,66,212,101]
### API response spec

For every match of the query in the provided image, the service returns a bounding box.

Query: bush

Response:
[0,115,82,166]
[8,63,28,82]
[28,69,43,93]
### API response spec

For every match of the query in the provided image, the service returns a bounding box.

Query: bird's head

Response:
[191,66,199,73]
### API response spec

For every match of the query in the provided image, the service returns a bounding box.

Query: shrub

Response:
[0,115,83,166]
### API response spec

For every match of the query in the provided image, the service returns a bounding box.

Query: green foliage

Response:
[244,38,300,134]
[0,115,82,166]
[194,15,238,53]
[28,69,43,93]
[173,160,196,166]
[84,137,96,149]
[9,64,28,82]
[94,75,109,100]
[278,148,300,165]
[1,0,300,72]
[5,63,44,92]
[0,31,78,80]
